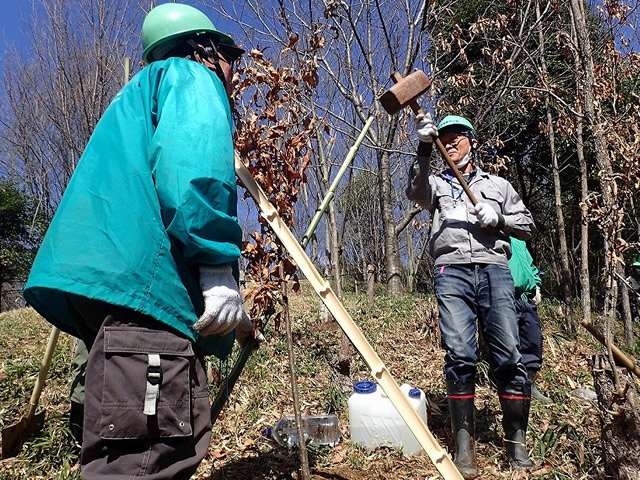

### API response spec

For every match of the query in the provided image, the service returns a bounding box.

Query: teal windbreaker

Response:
[508,238,541,300]
[24,57,242,359]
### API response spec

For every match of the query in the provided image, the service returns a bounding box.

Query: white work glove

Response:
[193,265,246,337]
[415,113,438,143]
[533,286,542,305]
[471,202,499,228]
[234,310,264,347]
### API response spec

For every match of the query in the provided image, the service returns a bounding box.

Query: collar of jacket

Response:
[445,165,494,185]
[440,165,486,183]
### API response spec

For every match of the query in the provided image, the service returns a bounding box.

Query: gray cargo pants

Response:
[68,294,211,480]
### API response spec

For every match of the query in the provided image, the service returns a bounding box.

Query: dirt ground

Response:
[0,283,607,479]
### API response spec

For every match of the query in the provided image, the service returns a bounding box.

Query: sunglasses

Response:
[216,44,245,65]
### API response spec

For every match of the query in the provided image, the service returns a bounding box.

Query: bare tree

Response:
[567,25,592,326]
[209,0,435,295]
[535,0,574,318]
[0,0,142,221]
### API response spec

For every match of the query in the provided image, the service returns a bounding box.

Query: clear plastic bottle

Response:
[568,387,597,402]
[266,414,340,447]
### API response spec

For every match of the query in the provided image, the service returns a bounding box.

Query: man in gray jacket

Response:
[406,114,536,478]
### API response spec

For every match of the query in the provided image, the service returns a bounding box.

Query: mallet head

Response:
[378,70,431,115]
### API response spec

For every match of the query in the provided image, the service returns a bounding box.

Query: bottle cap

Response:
[409,388,421,398]
[354,381,377,394]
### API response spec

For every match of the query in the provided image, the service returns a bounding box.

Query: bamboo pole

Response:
[301,116,374,247]
[124,56,130,84]
[235,154,462,480]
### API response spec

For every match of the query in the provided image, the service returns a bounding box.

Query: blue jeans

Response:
[516,298,543,372]
[434,264,527,384]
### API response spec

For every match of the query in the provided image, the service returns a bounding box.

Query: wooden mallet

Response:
[378,70,478,205]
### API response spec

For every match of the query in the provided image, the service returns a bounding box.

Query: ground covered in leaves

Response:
[0,281,612,479]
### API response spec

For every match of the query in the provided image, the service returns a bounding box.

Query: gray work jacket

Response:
[406,149,536,267]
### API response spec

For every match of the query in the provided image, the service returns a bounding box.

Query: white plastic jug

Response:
[348,381,427,454]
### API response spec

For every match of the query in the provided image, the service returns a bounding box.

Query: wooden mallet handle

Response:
[390,72,478,206]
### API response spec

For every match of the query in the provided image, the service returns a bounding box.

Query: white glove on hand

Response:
[193,265,245,337]
[533,286,542,305]
[235,310,256,347]
[415,113,438,143]
[471,202,499,227]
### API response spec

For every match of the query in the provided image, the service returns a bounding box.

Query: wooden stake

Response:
[281,262,311,479]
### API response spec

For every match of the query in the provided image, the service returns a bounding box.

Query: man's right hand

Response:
[471,202,499,228]
[533,286,542,304]
[415,113,438,143]
[193,265,246,337]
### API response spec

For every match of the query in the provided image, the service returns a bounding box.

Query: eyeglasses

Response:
[442,136,467,149]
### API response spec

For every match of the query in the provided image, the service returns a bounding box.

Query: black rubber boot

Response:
[528,370,552,403]
[498,383,534,469]
[69,401,84,445]
[447,379,479,479]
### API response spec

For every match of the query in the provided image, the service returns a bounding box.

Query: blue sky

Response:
[0,1,30,53]
[0,1,241,66]
[0,0,260,233]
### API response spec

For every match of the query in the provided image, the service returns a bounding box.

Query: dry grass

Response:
[0,281,611,479]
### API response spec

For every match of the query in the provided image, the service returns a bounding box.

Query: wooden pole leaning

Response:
[235,154,463,480]
[582,320,640,378]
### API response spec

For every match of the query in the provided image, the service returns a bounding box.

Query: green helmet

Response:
[437,115,476,136]
[142,3,235,63]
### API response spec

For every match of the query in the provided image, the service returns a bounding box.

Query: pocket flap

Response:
[104,327,194,356]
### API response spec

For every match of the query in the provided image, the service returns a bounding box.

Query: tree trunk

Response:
[329,204,342,296]
[536,0,574,320]
[570,0,620,335]
[315,124,350,377]
[301,183,319,263]
[591,354,640,480]
[569,0,615,201]
[367,264,375,308]
[406,226,415,293]
[323,216,331,278]
[311,117,341,295]
[569,12,592,327]
[378,149,403,296]
[617,263,634,348]
[357,221,367,282]
[577,126,591,325]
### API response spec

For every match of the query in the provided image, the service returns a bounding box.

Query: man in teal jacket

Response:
[24,4,250,479]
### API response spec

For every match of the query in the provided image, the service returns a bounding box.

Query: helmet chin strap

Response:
[187,39,228,91]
